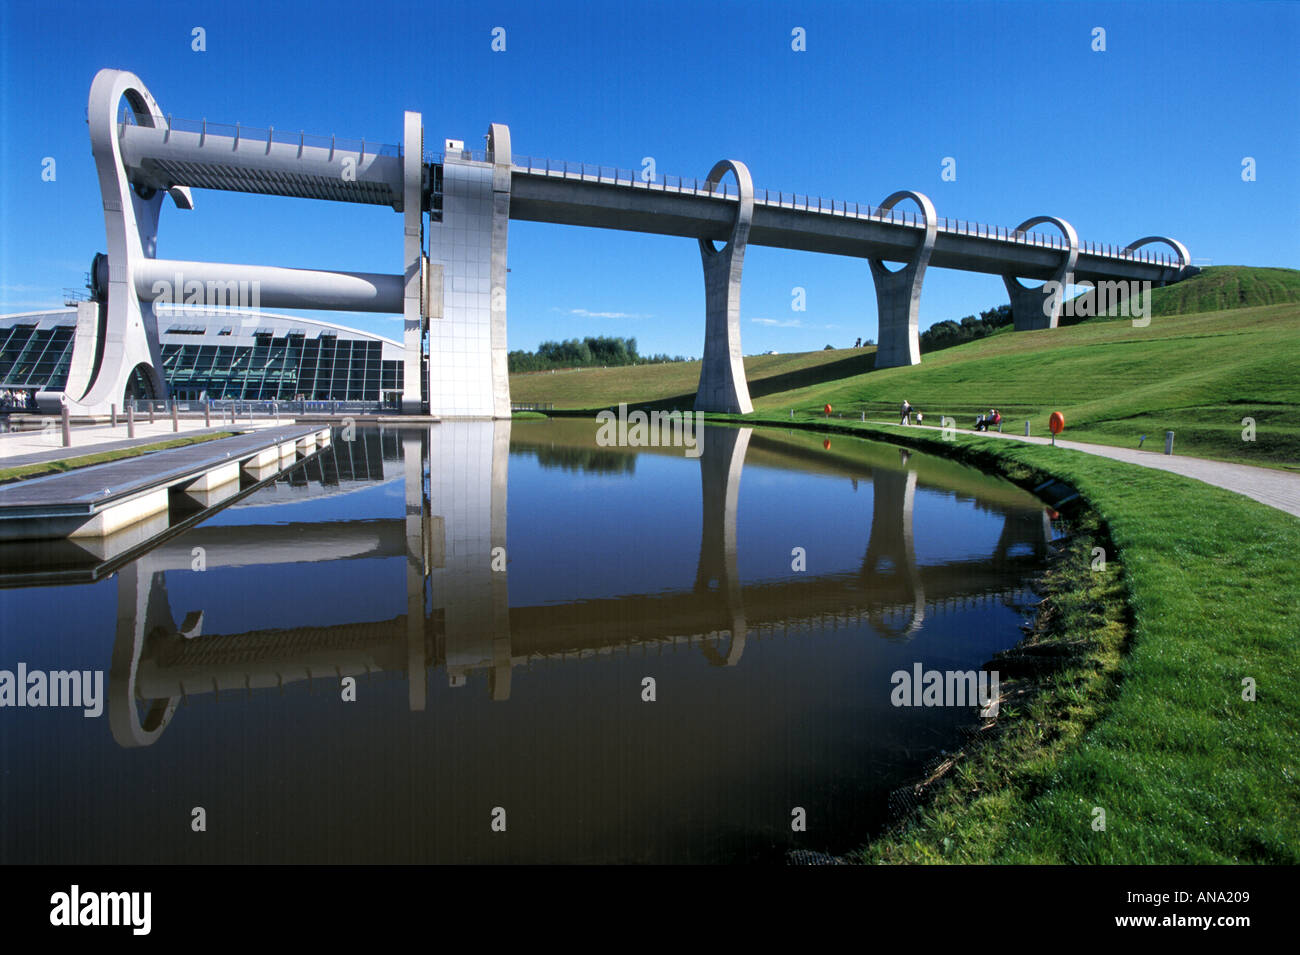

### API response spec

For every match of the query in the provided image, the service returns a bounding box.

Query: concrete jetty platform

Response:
[0,424,331,541]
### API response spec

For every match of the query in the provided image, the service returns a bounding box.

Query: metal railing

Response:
[109,113,1175,269]
[507,153,1178,268]
[117,106,401,159]
[125,398,387,418]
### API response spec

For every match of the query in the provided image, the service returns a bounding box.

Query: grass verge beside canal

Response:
[721,414,1300,863]
[0,432,237,485]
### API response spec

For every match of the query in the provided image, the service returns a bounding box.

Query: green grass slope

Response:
[509,267,1300,468]
[763,303,1299,468]
[509,348,876,409]
[1145,265,1300,317]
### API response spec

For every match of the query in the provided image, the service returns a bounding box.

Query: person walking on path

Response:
[900,399,913,426]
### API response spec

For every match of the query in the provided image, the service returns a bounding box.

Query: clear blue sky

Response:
[2,0,1296,357]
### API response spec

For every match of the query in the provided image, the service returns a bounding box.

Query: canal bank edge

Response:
[709,413,1300,864]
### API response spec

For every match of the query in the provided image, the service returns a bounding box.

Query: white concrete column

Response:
[694,161,754,415]
[425,126,513,418]
[870,191,936,369]
[402,111,425,413]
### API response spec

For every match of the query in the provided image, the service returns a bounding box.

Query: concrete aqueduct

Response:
[51,68,1193,418]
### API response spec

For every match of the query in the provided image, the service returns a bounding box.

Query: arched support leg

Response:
[1004,215,1079,331]
[870,191,937,369]
[861,465,925,640]
[694,425,752,666]
[78,69,192,415]
[695,160,754,415]
[108,562,182,748]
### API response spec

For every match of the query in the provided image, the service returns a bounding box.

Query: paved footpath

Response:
[0,417,281,468]
[869,421,1300,519]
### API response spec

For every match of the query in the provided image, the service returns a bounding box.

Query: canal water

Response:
[0,419,1054,863]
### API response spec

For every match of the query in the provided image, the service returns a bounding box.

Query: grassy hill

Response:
[1139,265,1300,316]
[509,267,1300,468]
[510,348,875,410]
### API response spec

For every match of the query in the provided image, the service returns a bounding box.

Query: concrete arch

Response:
[699,159,754,257]
[77,69,193,413]
[108,564,182,748]
[1123,235,1190,269]
[870,190,937,368]
[871,190,938,273]
[1006,215,1079,290]
[1004,214,1078,330]
[694,160,754,414]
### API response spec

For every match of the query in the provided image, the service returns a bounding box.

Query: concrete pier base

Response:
[186,460,240,492]
[69,487,171,539]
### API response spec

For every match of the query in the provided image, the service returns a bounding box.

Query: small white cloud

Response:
[751,317,841,330]
[547,306,650,319]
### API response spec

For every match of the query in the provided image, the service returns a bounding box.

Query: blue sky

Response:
[2,0,1296,357]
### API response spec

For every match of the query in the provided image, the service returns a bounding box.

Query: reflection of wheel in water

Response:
[700,627,746,667]
[868,604,926,642]
[109,618,182,748]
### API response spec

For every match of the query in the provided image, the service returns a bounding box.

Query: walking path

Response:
[0,417,280,469]
[874,420,1300,519]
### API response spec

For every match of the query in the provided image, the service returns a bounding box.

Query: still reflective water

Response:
[0,419,1054,863]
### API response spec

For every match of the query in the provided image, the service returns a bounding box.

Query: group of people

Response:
[899,399,1001,431]
[899,400,923,426]
[0,389,35,412]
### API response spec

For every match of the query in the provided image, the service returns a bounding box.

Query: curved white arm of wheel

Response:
[134,259,404,314]
[1123,236,1190,268]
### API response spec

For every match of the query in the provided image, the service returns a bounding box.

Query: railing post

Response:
[204,399,211,428]
[110,403,117,427]
[127,403,136,439]
[171,399,179,432]
[148,402,155,424]
[61,403,72,448]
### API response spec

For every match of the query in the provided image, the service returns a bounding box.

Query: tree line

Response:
[917,304,1013,354]
[508,336,687,372]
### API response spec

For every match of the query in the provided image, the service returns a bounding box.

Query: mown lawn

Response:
[0,432,236,484]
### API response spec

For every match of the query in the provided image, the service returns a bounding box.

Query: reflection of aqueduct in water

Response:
[105,424,1050,746]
